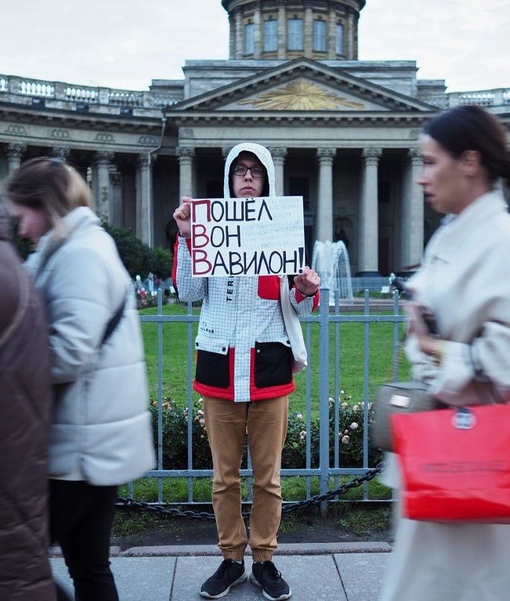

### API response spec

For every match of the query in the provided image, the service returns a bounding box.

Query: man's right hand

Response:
[173,196,193,238]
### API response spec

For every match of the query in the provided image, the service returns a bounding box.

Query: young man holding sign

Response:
[172,143,319,601]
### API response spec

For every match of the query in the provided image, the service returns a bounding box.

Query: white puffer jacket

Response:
[25,207,155,485]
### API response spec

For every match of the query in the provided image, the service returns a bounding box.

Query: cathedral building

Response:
[0,0,508,275]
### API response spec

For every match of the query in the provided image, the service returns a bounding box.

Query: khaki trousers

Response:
[203,395,289,562]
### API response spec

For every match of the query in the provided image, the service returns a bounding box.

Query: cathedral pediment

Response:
[234,78,378,111]
[168,58,435,115]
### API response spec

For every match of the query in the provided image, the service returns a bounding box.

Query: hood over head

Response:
[223,143,275,199]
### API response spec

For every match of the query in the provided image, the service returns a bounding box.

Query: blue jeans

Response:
[49,480,119,601]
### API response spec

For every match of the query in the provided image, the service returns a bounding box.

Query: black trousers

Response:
[49,480,119,601]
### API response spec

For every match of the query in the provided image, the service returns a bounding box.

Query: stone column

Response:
[177,147,195,200]
[277,4,286,59]
[316,148,336,242]
[6,144,26,173]
[228,11,236,59]
[234,11,243,59]
[402,148,424,271]
[253,1,262,59]
[358,147,382,275]
[94,151,113,224]
[304,5,313,57]
[268,147,287,197]
[136,154,152,245]
[347,10,356,59]
[327,9,337,58]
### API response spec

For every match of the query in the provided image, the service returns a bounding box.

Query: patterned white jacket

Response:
[174,143,319,402]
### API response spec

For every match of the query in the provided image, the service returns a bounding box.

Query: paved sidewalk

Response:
[50,542,392,600]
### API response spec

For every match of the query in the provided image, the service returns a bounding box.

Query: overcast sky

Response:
[1,0,508,93]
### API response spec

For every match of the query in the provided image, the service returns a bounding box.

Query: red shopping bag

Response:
[392,404,510,522]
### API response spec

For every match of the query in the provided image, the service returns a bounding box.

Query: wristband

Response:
[297,288,317,298]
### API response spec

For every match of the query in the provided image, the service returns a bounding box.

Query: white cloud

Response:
[358,0,510,91]
[1,0,508,92]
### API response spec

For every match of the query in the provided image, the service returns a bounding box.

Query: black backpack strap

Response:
[101,296,126,345]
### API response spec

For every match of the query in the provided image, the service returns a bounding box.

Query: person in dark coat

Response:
[0,205,55,601]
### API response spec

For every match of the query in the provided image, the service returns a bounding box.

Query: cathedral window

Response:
[336,23,344,55]
[288,18,303,50]
[264,19,277,52]
[245,22,254,55]
[313,19,326,52]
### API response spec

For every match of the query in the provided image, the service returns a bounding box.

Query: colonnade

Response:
[2,143,154,246]
[175,143,425,274]
[2,141,426,274]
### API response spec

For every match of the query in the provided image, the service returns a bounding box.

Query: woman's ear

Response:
[459,150,482,177]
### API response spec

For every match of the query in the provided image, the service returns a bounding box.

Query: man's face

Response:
[231,152,266,198]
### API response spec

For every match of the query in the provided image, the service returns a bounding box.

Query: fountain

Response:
[311,240,353,303]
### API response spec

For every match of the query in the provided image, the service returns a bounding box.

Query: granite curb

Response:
[50,541,392,558]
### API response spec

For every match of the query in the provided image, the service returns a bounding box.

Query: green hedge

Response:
[149,394,382,471]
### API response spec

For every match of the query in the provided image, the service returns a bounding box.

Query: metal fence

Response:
[134,286,405,507]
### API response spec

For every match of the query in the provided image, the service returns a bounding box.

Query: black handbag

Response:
[370,381,442,452]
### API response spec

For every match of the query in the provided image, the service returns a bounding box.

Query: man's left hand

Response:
[294,267,320,297]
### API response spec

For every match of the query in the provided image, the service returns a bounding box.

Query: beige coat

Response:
[380,190,510,601]
[407,190,510,404]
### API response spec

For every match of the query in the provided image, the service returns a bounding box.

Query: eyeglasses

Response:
[233,164,265,178]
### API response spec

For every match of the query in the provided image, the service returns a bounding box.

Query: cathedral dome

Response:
[221,0,366,61]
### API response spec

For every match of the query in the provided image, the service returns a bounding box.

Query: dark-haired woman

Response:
[380,106,510,601]
[4,158,155,601]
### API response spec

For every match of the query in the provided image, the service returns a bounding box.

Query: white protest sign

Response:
[190,196,305,277]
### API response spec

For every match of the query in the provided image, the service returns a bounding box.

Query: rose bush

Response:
[149,393,383,470]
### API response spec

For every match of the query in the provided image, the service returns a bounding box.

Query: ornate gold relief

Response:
[238,79,365,111]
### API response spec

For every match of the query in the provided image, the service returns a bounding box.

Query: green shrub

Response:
[331,396,382,466]
[104,224,152,279]
[149,399,214,469]
[148,246,172,280]
[282,395,382,468]
[149,393,382,471]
